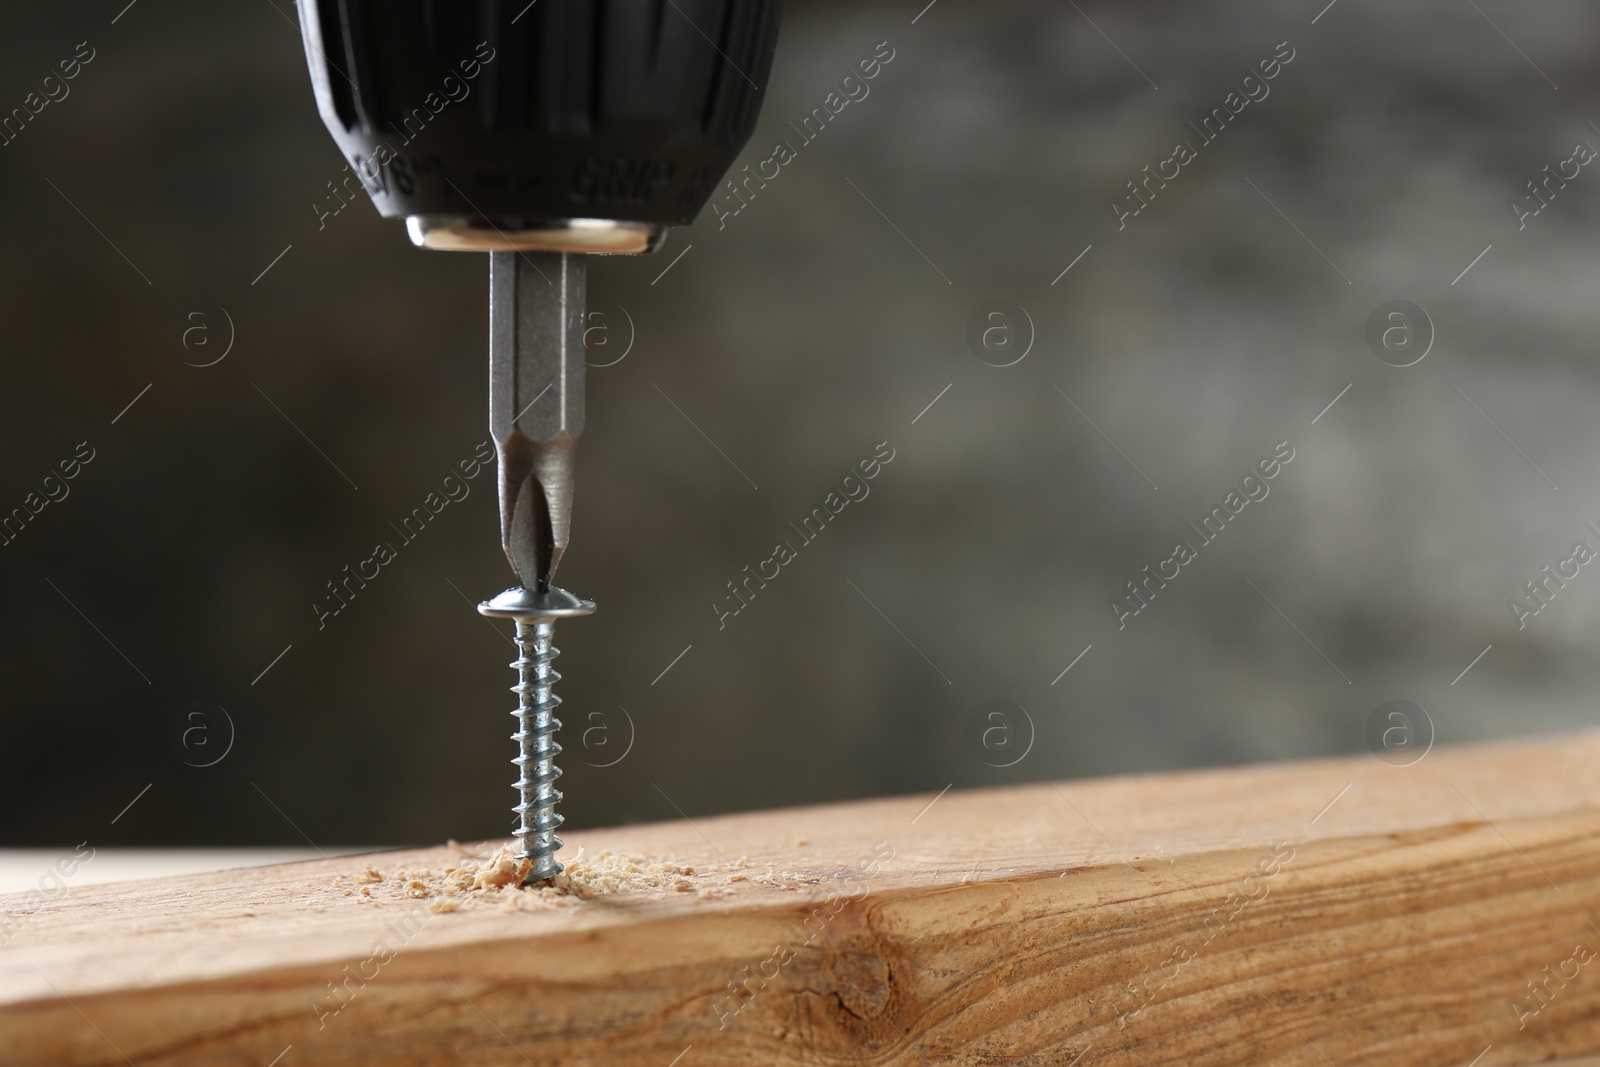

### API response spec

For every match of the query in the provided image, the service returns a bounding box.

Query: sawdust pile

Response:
[330,844,720,913]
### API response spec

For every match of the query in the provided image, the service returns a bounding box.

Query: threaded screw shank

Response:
[478,584,595,886]
[511,618,564,881]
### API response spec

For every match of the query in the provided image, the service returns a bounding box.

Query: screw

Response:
[479,584,595,883]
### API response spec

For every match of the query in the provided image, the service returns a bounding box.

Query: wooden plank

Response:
[4,733,1600,1066]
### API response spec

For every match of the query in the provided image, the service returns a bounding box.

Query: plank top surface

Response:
[5,729,1596,1008]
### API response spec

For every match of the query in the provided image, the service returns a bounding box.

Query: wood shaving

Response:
[752,864,804,890]
[330,845,704,912]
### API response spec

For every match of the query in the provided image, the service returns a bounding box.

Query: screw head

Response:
[478,585,597,620]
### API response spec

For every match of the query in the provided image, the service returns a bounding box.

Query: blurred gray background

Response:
[2,0,1596,846]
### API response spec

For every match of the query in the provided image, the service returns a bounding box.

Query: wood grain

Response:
[4,733,1600,1066]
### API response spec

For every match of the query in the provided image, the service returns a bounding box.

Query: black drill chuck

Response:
[299,0,781,252]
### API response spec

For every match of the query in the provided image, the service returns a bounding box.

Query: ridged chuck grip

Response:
[298,0,782,227]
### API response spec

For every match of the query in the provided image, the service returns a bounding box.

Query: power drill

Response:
[296,0,781,881]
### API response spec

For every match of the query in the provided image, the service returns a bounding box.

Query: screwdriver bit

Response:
[488,250,584,594]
